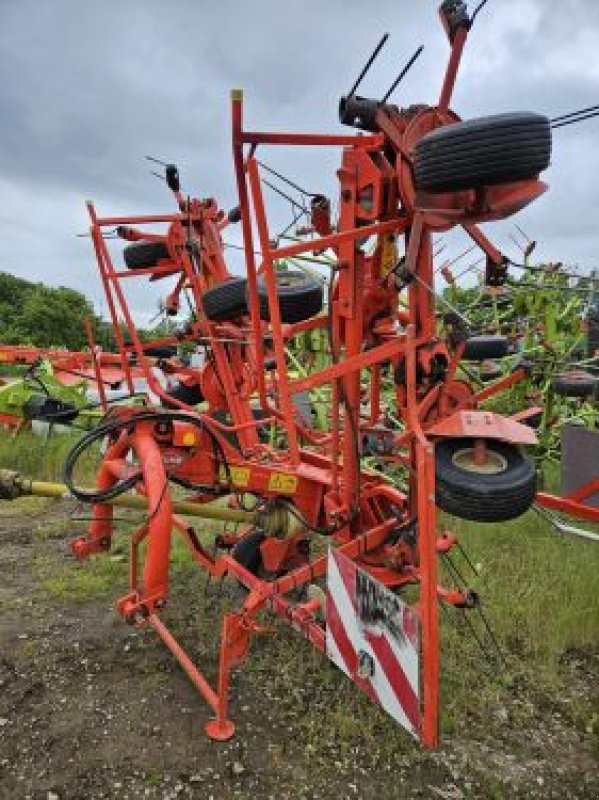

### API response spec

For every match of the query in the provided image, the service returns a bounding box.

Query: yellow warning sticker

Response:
[218,465,250,487]
[267,473,299,494]
[182,432,196,447]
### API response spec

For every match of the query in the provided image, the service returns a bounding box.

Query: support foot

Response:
[205,718,235,741]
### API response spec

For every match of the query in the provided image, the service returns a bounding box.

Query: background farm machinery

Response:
[439,257,597,461]
[1,0,598,752]
[0,357,92,435]
[0,330,204,435]
[0,342,135,435]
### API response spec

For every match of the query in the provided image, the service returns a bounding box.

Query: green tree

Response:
[0,271,117,351]
[15,286,94,349]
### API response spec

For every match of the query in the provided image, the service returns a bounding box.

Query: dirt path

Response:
[0,499,597,799]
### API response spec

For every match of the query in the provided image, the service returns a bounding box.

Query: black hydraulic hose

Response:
[64,418,141,502]
[64,408,349,536]
[63,410,232,504]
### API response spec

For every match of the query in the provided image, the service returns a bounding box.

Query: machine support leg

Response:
[205,613,244,740]
[417,441,440,748]
[149,614,220,712]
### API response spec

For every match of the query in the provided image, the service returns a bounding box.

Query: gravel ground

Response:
[0,499,597,799]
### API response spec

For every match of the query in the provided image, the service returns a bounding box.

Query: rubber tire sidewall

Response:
[231,531,266,576]
[123,241,170,270]
[256,271,324,324]
[552,373,596,399]
[414,112,551,193]
[202,278,249,322]
[435,437,537,522]
[463,336,509,361]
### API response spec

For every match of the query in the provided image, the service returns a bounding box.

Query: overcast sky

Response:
[0,0,598,323]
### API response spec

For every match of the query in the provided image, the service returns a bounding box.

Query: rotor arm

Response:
[438,1,471,111]
[463,223,509,286]
[115,225,166,244]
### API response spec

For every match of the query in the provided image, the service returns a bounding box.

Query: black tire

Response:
[231,531,265,575]
[463,335,509,361]
[161,382,204,408]
[123,241,170,270]
[414,112,551,193]
[256,271,324,324]
[552,371,596,399]
[202,278,248,321]
[435,437,537,522]
[142,345,177,359]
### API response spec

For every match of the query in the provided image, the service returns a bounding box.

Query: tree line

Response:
[0,271,118,351]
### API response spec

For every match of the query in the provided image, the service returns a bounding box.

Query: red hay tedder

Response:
[3,0,597,749]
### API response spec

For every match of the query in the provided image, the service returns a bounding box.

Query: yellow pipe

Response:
[0,470,254,524]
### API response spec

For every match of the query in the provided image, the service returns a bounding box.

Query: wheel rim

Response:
[451,447,508,475]
[276,273,305,288]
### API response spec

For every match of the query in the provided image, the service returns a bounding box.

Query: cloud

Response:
[0,0,598,322]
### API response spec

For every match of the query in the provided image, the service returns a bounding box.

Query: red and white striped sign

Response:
[326,548,420,738]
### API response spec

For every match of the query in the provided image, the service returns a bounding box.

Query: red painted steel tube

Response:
[536,492,599,523]
[417,441,440,748]
[474,368,526,402]
[111,266,179,279]
[568,476,599,504]
[287,314,329,336]
[247,157,301,461]
[84,316,107,412]
[290,335,407,395]
[81,435,133,557]
[463,223,504,266]
[268,593,326,651]
[240,131,385,148]
[87,202,136,396]
[416,229,436,340]
[438,25,468,111]
[407,212,426,327]
[95,214,181,226]
[132,426,172,599]
[116,228,167,243]
[272,219,402,261]
[404,314,439,748]
[149,615,219,712]
[231,91,269,408]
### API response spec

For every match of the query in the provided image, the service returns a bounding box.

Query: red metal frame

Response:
[0,342,147,389]
[67,3,565,750]
[536,479,599,524]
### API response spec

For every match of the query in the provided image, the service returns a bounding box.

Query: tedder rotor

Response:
[7,1,572,748]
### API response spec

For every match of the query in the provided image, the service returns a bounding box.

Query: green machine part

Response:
[0,362,94,428]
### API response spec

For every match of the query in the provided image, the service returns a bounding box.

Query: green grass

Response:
[0,429,101,484]
[1,431,598,752]
[0,430,80,482]
[43,562,122,602]
[34,525,130,602]
[0,365,27,378]
[438,508,599,733]
[445,511,599,658]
